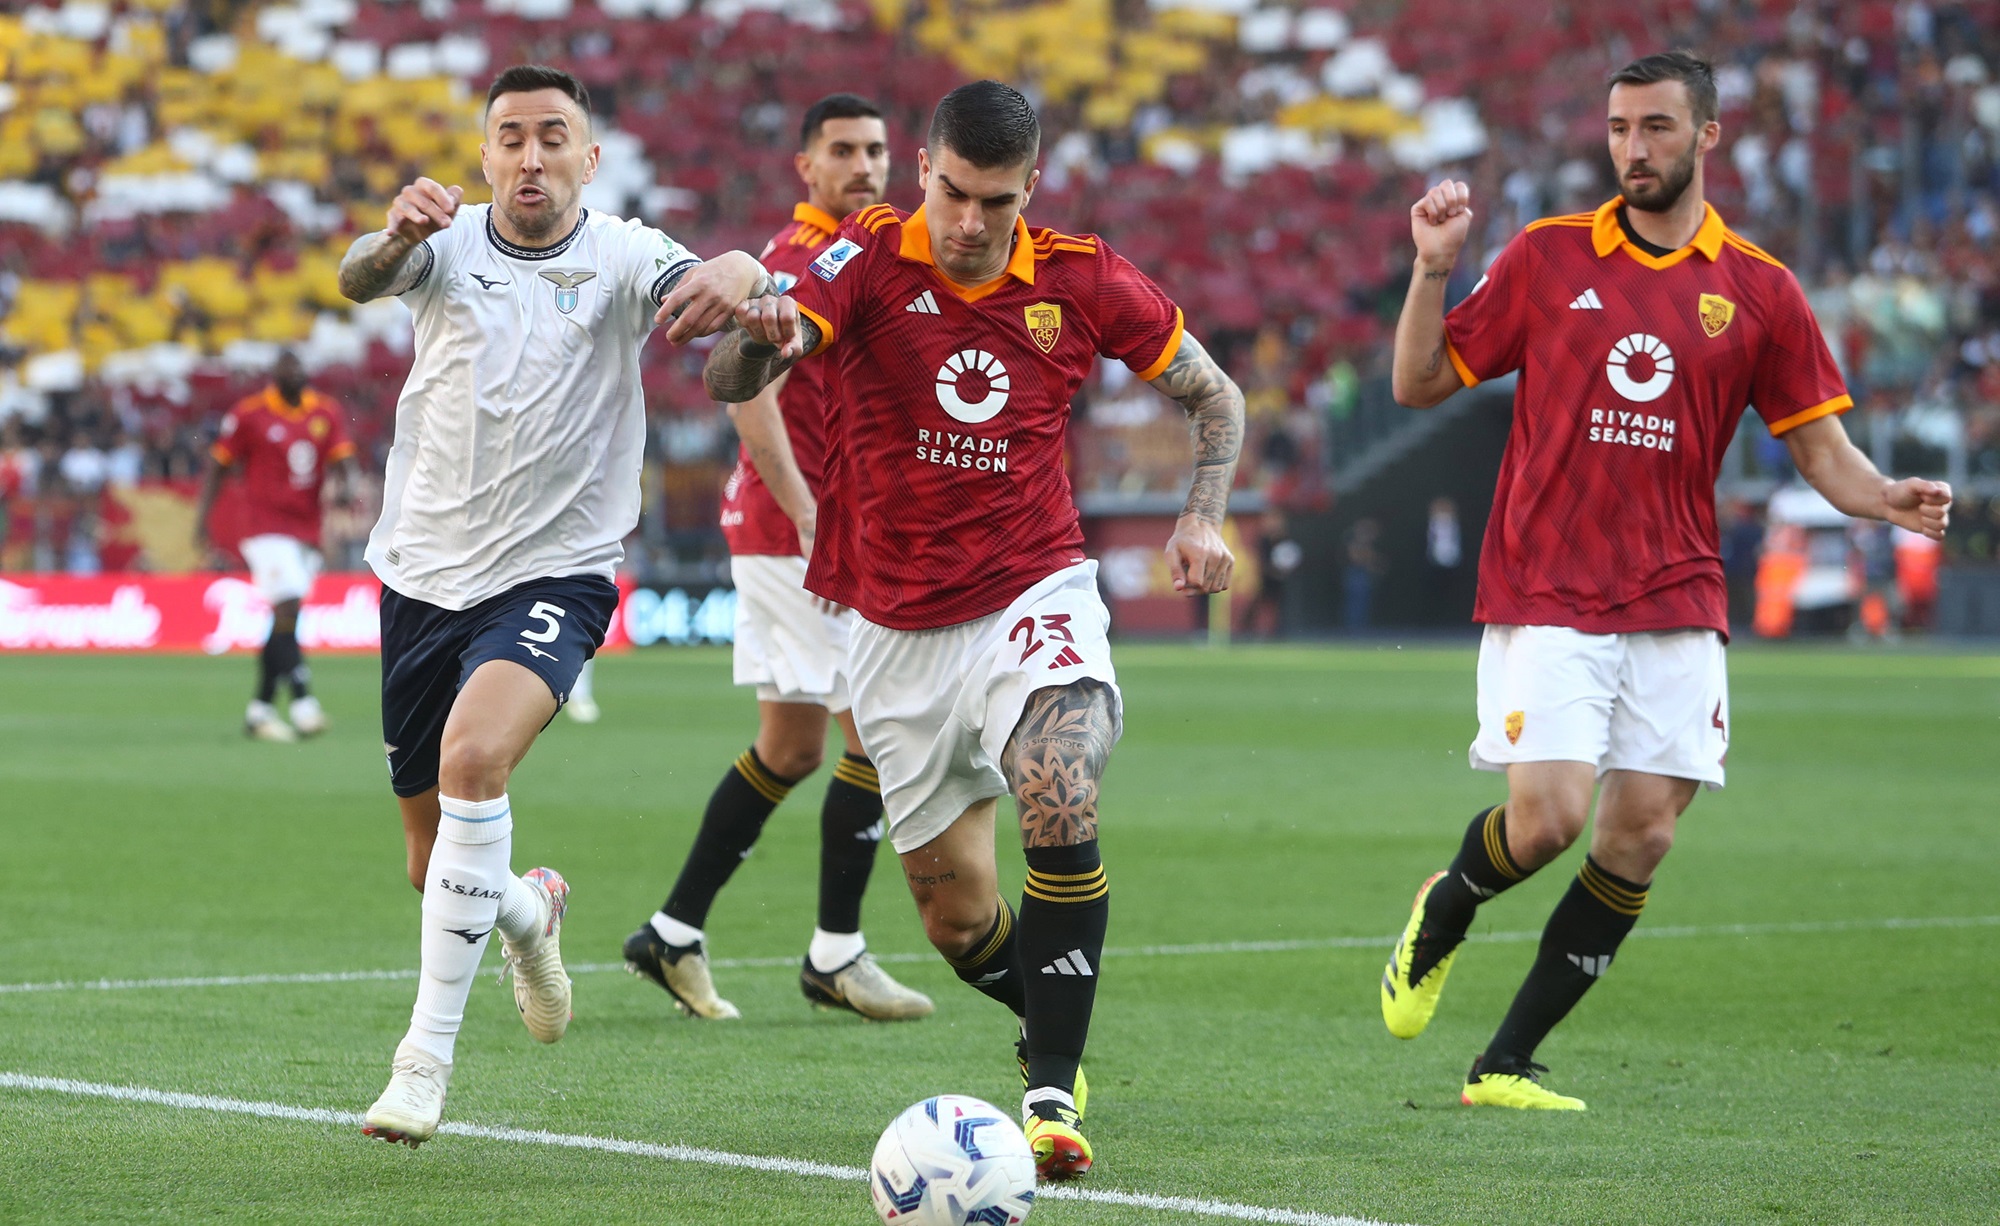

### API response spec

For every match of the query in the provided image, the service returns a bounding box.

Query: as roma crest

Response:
[1025,302,1062,354]
[1698,292,1735,338]
[1504,710,1525,745]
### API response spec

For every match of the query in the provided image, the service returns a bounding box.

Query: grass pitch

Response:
[1,643,1996,1225]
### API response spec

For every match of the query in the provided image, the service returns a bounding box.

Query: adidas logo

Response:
[1568,288,1604,310]
[1047,645,1084,670]
[1040,949,1094,977]
[1567,952,1613,978]
[905,290,941,315]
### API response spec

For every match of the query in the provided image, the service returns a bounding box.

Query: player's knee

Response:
[1505,796,1587,869]
[436,737,514,797]
[1602,816,1675,877]
[759,740,824,781]
[919,905,988,961]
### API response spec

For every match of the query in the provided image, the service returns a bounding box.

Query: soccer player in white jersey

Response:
[1380,51,1952,1110]
[337,64,775,1147]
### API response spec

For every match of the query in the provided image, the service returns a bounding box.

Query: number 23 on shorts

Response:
[1009,613,1079,667]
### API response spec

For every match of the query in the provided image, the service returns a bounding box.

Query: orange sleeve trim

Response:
[326,441,357,463]
[859,206,899,234]
[1133,308,1185,381]
[210,443,237,466]
[1766,393,1852,436]
[1444,338,1480,388]
[1525,215,1594,232]
[797,304,836,357]
[1723,232,1787,270]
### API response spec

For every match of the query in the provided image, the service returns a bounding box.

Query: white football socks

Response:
[808,928,866,974]
[404,794,513,1064]
[650,911,704,948]
[494,875,543,946]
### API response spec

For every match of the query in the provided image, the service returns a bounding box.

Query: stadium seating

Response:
[1,0,1997,575]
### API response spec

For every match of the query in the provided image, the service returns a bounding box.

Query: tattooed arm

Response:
[1003,680,1118,848]
[1146,332,1243,594]
[704,307,819,403]
[339,178,461,303]
[1392,178,1475,408]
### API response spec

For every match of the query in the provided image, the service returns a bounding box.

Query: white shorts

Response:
[238,534,321,605]
[731,553,852,713]
[1470,624,1729,790]
[849,560,1122,853]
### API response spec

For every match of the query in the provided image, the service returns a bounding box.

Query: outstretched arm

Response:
[339,178,462,303]
[1784,415,1952,540]
[704,300,817,403]
[1392,179,1474,408]
[1147,332,1244,594]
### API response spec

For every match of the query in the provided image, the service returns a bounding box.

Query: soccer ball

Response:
[869,1095,1036,1225]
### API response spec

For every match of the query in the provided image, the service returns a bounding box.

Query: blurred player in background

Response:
[623,93,932,1023]
[707,80,1245,1179]
[193,349,359,743]
[336,64,773,1148]
[1382,51,1952,1110]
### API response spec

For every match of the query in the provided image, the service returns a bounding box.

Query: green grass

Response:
[2,644,1997,1224]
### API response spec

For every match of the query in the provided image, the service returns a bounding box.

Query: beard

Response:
[499,186,573,242]
[1618,144,1698,214]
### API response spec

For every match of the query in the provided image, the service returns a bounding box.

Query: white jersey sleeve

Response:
[396,216,467,303]
[602,216,702,330]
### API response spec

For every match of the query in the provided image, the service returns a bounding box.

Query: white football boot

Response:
[244,700,297,743]
[500,867,572,1043]
[362,1041,452,1147]
[289,695,329,737]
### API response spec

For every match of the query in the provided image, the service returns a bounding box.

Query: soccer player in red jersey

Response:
[194,349,361,743]
[623,93,932,1024]
[1379,51,1952,1110]
[704,81,1245,1178]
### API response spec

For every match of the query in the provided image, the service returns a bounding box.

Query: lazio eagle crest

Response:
[539,269,597,313]
[1698,292,1735,338]
[1025,302,1062,354]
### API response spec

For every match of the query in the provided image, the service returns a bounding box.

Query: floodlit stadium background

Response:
[2,0,1998,644]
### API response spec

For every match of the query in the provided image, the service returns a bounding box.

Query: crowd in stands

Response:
[3,0,2000,581]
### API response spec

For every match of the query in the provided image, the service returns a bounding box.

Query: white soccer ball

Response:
[869,1095,1037,1226]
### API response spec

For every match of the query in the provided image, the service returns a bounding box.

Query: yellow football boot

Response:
[1461,1059,1586,1111]
[1023,1104,1093,1180]
[1381,870,1462,1039]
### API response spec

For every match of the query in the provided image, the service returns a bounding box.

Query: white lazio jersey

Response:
[365,204,701,610]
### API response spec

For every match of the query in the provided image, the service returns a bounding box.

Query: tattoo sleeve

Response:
[1146,333,1244,525]
[1002,680,1118,848]
[703,311,819,403]
[338,231,429,303]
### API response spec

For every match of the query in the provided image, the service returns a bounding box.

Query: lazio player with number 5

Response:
[1380,51,1953,1111]
[704,81,1246,1180]
[335,65,775,1148]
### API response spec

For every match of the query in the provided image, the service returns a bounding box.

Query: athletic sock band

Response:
[1482,855,1650,1070]
[733,748,797,805]
[1018,840,1109,1096]
[661,747,799,929]
[947,897,1025,1017]
[817,752,885,935]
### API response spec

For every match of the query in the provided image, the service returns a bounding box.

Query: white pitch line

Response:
[3,914,1994,997]
[0,1072,1398,1226]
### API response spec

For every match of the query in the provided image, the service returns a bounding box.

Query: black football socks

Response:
[947,897,1026,1016]
[1017,840,1110,1097]
[661,747,798,930]
[816,753,884,936]
[1414,804,1530,979]
[1481,855,1649,1073]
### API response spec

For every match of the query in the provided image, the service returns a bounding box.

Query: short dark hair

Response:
[801,93,884,150]
[927,80,1040,171]
[1608,50,1718,127]
[486,64,591,119]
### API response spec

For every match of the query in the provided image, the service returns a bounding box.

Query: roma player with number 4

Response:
[703,81,1247,1180]
[1380,50,1953,1111]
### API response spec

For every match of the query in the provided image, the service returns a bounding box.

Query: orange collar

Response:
[793,201,841,237]
[1590,197,1725,270]
[897,205,1038,297]
[261,386,317,420]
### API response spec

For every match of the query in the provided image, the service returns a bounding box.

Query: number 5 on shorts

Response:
[522,601,568,643]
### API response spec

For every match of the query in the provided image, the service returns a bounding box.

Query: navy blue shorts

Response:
[379,574,618,798]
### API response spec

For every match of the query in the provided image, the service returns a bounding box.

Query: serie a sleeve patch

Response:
[810,238,863,282]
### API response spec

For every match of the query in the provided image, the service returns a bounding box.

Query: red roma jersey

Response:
[790,203,1184,629]
[211,385,354,547]
[1445,198,1851,637]
[721,202,842,556]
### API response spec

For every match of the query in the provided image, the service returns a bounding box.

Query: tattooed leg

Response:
[1005,680,1116,1105]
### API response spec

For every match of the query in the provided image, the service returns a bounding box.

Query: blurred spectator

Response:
[1241,507,1302,639]
[1344,517,1384,631]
